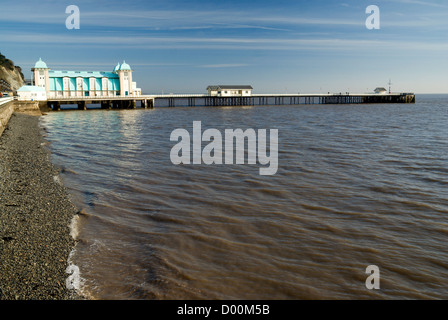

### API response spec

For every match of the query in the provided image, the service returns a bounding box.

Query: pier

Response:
[22,59,415,111]
[44,92,415,111]
[152,92,415,108]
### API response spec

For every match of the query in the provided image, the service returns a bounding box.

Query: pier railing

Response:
[47,95,155,101]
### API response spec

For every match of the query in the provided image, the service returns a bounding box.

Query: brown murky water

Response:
[40,95,448,299]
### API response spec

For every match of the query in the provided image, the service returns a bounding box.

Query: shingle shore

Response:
[0,113,82,300]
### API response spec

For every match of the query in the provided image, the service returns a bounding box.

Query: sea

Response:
[39,94,448,299]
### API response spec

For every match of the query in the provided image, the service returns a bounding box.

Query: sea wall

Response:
[13,101,42,115]
[0,98,14,136]
[0,99,43,137]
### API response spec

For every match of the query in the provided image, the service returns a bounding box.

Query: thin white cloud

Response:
[3,32,448,53]
[1,5,447,31]
[0,8,361,29]
[199,64,250,68]
[389,0,448,8]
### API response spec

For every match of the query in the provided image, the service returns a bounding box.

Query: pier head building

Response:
[207,85,253,97]
[32,58,141,98]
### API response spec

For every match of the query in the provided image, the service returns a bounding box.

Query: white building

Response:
[207,85,253,97]
[17,85,47,101]
[374,87,388,94]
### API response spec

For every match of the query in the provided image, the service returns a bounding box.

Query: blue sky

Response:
[1,0,447,94]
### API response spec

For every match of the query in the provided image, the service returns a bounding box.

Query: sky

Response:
[1,0,447,94]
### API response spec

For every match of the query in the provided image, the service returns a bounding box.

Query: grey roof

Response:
[207,85,253,90]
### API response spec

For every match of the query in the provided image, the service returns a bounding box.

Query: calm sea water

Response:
[39,95,448,299]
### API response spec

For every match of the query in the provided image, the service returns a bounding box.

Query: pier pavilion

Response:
[207,85,253,97]
[32,58,141,99]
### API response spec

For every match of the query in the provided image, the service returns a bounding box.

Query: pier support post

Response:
[52,102,61,111]
[77,101,86,110]
[101,101,111,109]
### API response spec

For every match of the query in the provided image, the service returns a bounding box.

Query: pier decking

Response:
[153,92,415,107]
[45,92,415,110]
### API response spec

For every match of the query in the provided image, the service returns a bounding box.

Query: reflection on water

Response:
[40,96,448,299]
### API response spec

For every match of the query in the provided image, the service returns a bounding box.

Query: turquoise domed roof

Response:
[119,60,131,70]
[34,58,48,69]
[113,62,120,72]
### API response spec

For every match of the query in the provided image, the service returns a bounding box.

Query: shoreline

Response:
[0,112,84,300]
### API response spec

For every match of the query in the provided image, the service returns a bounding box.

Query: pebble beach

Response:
[0,112,81,300]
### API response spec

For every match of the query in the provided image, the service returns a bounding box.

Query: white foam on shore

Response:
[65,249,89,298]
[69,215,80,240]
[66,216,87,297]
[39,116,89,298]
[53,175,62,185]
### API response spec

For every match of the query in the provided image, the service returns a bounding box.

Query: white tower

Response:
[116,61,133,96]
[32,58,50,96]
